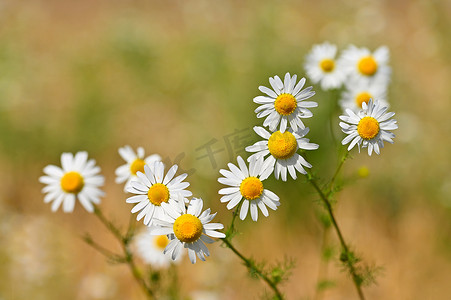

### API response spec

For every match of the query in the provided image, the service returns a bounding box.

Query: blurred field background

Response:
[1,0,451,299]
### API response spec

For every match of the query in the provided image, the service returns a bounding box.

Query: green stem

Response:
[313,224,331,300]
[222,201,283,299]
[306,174,365,300]
[328,152,349,196]
[225,200,242,238]
[222,238,283,300]
[92,205,155,299]
[123,242,155,299]
[93,205,123,241]
[82,233,125,263]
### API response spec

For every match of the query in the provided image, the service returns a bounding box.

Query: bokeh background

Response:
[1,0,451,299]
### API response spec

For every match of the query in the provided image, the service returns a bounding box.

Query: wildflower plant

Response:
[39,41,398,300]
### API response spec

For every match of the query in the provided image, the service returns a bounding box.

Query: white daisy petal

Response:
[257,199,269,217]
[188,248,197,264]
[73,151,88,171]
[236,156,249,178]
[163,165,178,185]
[250,201,258,221]
[240,200,249,220]
[43,165,64,177]
[203,223,224,230]
[136,171,151,187]
[259,86,278,98]
[205,230,226,238]
[61,152,73,172]
[63,194,76,213]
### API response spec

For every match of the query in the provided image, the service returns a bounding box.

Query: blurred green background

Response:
[1,0,451,299]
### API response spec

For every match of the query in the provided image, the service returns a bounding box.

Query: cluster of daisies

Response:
[40,147,226,265]
[304,42,398,155]
[39,42,398,268]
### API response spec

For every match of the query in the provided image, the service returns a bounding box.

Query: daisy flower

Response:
[339,99,398,155]
[339,81,389,113]
[126,161,192,225]
[246,126,319,181]
[304,42,346,90]
[115,145,161,190]
[134,229,182,268]
[150,197,225,264]
[39,151,104,213]
[339,45,391,86]
[218,156,280,221]
[254,72,317,133]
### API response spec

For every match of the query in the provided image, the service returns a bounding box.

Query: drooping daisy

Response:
[39,151,104,213]
[339,99,398,155]
[150,197,225,264]
[254,73,317,133]
[304,42,346,90]
[246,126,319,181]
[218,156,280,221]
[126,161,192,225]
[115,145,161,190]
[134,229,182,268]
[339,81,389,113]
[338,45,391,86]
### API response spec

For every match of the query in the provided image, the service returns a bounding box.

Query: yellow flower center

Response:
[147,183,170,206]
[130,159,145,175]
[154,235,169,250]
[357,117,380,140]
[268,131,298,160]
[173,214,203,243]
[60,171,84,194]
[319,58,335,72]
[240,177,264,200]
[355,92,372,108]
[357,56,378,76]
[274,93,297,116]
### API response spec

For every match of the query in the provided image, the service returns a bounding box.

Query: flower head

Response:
[150,197,225,264]
[39,151,104,213]
[339,99,398,155]
[134,229,182,268]
[126,161,192,225]
[339,45,391,86]
[246,126,319,181]
[115,145,161,191]
[340,81,388,113]
[254,73,317,133]
[218,156,280,221]
[304,42,346,90]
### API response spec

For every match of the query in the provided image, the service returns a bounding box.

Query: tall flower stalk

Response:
[221,203,285,300]
[306,153,366,300]
[83,205,156,299]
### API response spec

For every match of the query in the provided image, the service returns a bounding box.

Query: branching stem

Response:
[222,203,284,300]
[307,154,365,300]
[88,205,155,299]
[222,238,284,300]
